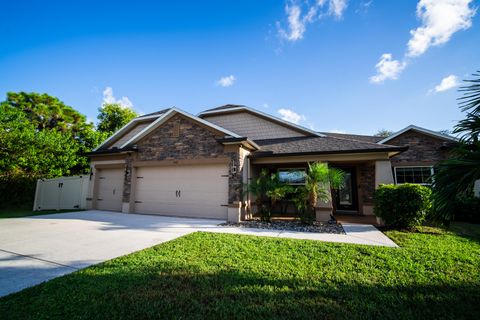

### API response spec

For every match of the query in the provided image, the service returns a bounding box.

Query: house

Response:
[86,104,457,222]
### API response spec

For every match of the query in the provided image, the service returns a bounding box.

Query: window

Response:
[394,166,434,185]
[278,169,306,185]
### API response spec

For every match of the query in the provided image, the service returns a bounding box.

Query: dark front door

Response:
[335,167,358,211]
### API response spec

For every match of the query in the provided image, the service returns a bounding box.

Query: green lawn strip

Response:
[0,206,83,219]
[1,224,479,319]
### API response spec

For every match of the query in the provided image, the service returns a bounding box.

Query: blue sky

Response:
[0,0,478,135]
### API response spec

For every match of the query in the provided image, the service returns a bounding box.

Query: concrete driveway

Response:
[0,210,223,297]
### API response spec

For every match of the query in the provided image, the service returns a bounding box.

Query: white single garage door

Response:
[96,168,124,212]
[134,164,229,219]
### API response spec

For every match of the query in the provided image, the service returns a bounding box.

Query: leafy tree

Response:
[0,105,81,206]
[432,71,480,223]
[97,103,138,134]
[1,92,104,174]
[374,129,394,137]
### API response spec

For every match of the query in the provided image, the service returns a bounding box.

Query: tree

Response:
[1,92,104,174]
[304,162,344,211]
[0,104,81,206]
[97,103,138,134]
[431,71,480,223]
[374,129,394,137]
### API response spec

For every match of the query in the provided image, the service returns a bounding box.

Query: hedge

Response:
[374,184,432,229]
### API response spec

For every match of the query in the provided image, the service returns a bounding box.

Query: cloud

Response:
[102,87,133,108]
[370,0,476,83]
[216,75,236,87]
[278,108,306,124]
[328,0,349,18]
[328,129,347,134]
[277,0,349,42]
[433,74,459,93]
[369,53,406,84]
[407,0,476,57]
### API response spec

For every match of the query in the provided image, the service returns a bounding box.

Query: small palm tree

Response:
[305,162,345,212]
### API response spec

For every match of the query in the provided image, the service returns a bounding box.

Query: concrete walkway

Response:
[0,210,396,297]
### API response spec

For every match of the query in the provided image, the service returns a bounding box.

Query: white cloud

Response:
[370,0,476,83]
[433,74,459,92]
[278,108,306,124]
[216,75,236,87]
[102,87,133,108]
[328,129,346,134]
[328,0,349,19]
[277,0,349,42]
[407,0,476,57]
[369,53,406,84]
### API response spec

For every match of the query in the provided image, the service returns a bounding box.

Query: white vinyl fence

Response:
[33,175,90,211]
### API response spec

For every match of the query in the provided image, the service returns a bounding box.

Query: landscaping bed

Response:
[220,219,345,234]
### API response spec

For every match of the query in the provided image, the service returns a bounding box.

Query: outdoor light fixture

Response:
[230,160,237,175]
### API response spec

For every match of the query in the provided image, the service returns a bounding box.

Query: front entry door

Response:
[335,167,358,211]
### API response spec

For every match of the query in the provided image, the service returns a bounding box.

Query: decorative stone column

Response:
[227,201,242,223]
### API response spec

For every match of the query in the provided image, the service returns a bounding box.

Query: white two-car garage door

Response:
[134,164,229,219]
[96,168,124,212]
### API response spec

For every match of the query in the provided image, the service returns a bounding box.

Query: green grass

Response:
[0,205,83,219]
[1,224,479,319]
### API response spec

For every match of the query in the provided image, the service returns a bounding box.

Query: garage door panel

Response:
[134,164,228,219]
[96,168,123,212]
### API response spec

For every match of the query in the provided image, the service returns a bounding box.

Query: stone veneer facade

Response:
[121,114,244,204]
[388,131,452,166]
[358,162,375,206]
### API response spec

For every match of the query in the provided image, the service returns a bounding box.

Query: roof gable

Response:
[93,113,163,151]
[119,107,241,149]
[378,125,458,144]
[198,105,323,139]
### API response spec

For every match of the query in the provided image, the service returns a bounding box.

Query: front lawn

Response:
[0,205,82,219]
[1,224,479,319]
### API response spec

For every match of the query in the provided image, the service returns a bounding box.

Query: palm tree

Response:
[432,71,480,223]
[305,162,345,212]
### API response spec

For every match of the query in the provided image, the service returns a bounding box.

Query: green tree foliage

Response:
[432,72,480,223]
[0,92,107,206]
[97,103,138,134]
[374,129,394,137]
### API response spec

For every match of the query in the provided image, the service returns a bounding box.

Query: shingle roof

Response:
[319,132,382,143]
[201,104,247,113]
[251,136,406,157]
[136,108,170,118]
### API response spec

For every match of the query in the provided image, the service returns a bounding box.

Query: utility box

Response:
[33,175,90,211]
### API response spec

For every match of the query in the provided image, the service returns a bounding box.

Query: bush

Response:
[374,184,432,229]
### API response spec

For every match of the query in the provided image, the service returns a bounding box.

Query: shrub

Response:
[374,184,432,229]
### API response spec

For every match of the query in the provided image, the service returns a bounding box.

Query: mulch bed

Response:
[220,220,345,234]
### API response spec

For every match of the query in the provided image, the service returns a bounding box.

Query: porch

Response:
[244,151,396,222]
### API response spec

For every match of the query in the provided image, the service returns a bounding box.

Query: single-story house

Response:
[86,104,457,221]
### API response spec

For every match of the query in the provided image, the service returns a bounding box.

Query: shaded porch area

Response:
[245,151,396,222]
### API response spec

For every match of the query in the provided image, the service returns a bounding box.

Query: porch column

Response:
[375,160,394,187]
[315,163,333,222]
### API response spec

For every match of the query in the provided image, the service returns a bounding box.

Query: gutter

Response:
[249,146,408,158]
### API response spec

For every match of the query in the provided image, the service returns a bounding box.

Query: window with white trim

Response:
[278,169,306,185]
[394,166,434,185]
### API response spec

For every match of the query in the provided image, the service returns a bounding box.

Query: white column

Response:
[375,160,394,187]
